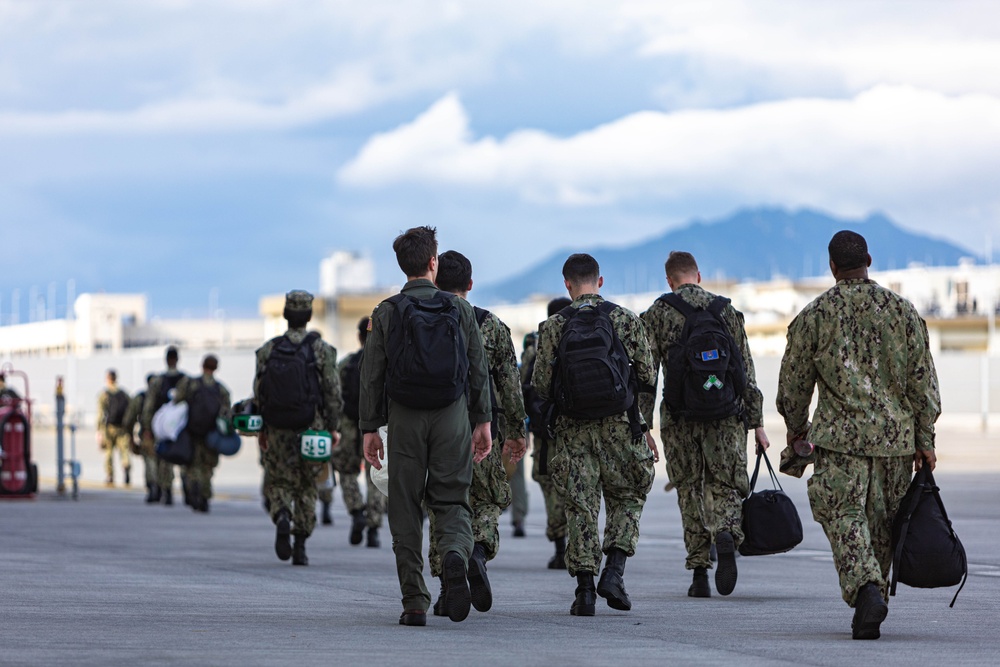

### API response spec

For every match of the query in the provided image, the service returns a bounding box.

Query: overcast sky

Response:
[3,0,999,319]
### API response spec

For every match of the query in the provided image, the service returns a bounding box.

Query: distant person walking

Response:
[142,346,188,506]
[777,230,941,640]
[174,354,231,513]
[97,369,132,487]
[124,373,157,502]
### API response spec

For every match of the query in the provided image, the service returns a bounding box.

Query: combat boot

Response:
[596,548,631,611]
[714,531,738,596]
[570,572,597,616]
[442,551,471,622]
[123,467,131,487]
[145,483,156,504]
[350,509,366,545]
[189,481,203,514]
[162,488,173,506]
[468,543,492,612]
[182,478,193,507]
[366,527,380,548]
[432,577,446,617]
[688,567,711,598]
[274,509,292,561]
[852,583,888,640]
[321,500,333,526]
[548,536,566,570]
[292,535,308,566]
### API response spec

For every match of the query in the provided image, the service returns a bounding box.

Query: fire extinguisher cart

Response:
[0,364,38,499]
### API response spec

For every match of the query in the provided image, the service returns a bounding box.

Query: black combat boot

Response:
[366,527,380,548]
[321,500,333,525]
[852,583,888,640]
[148,483,161,503]
[274,509,292,561]
[350,509,366,545]
[714,531,738,596]
[162,488,173,506]
[189,481,203,514]
[123,467,131,487]
[597,548,631,611]
[468,543,493,612]
[292,535,308,566]
[571,572,597,616]
[432,576,446,616]
[688,567,711,598]
[442,551,471,622]
[548,536,567,570]
[182,478,193,507]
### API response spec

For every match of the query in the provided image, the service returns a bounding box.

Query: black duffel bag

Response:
[156,429,194,466]
[890,465,967,607]
[739,449,803,556]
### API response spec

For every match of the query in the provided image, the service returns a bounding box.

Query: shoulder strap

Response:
[661,292,696,318]
[706,296,731,317]
[747,450,783,497]
[596,300,617,317]
[473,305,489,327]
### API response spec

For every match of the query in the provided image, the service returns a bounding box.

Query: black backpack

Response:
[890,466,967,607]
[552,301,634,420]
[105,390,129,427]
[384,292,468,410]
[473,306,500,440]
[259,332,322,430]
[340,350,363,422]
[186,380,222,437]
[660,293,747,422]
[154,373,186,414]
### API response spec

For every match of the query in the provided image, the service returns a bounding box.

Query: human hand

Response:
[754,427,770,454]
[96,431,106,450]
[914,449,936,472]
[472,422,492,463]
[644,431,660,463]
[364,431,385,470]
[331,431,341,449]
[502,437,527,464]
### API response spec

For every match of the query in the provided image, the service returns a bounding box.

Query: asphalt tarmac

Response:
[2,428,998,666]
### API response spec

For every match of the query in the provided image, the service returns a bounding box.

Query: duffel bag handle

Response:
[748,449,784,497]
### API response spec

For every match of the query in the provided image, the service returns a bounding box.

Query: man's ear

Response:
[598,276,604,288]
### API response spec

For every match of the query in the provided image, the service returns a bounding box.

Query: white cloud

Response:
[338,86,1000,222]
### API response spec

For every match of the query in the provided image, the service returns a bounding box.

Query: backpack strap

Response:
[747,450,783,497]
[659,292,696,318]
[473,305,490,328]
[706,296,731,317]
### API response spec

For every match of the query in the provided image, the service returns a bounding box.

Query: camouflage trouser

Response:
[263,427,325,537]
[187,438,220,500]
[554,417,654,577]
[157,459,186,492]
[325,420,386,528]
[428,441,512,578]
[808,448,912,607]
[661,414,750,570]
[531,434,567,541]
[102,425,132,480]
[142,453,158,487]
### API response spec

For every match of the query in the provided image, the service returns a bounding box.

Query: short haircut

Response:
[107,369,117,382]
[562,253,600,285]
[358,316,370,346]
[828,230,868,271]
[393,226,438,277]
[436,250,473,293]
[165,346,179,363]
[547,297,572,317]
[202,355,219,372]
[665,251,699,282]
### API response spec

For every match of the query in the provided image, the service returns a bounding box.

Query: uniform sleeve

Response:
[531,316,560,402]
[318,340,343,433]
[616,307,655,428]
[359,303,390,432]
[141,378,160,433]
[219,383,232,419]
[124,394,143,435]
[486,315,526,440]
[97,391,108,429]
[172,377,191,404]
[729,308,764,429]
[776,312,818,436]
[253,345,269,405]
[639,307,662,428]
[907,316,941,451]
[461,301,492,425]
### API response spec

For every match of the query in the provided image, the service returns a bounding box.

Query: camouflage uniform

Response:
[173,374,231,505]
[640,284,764,570]
[359,278,492,613]
[523,333,567,543]
[123,389,156,490]
[98,385,132,483]
[777,278,940,606]
[142,370,188,496]
[255,325,342,540]
[429,308,523,576]
[328,351,386,529]
[532,294,656,577]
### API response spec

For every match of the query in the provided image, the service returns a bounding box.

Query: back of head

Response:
[665,251,699,284]
[547,296,572,317]
[165,346,179,367]
[283,290,314,328]
[562,253,600,287]
[393,226,438,278]
[107,369,118,383]
[436,250,473,293]
[828,230,868,271]
[202,354,219,373]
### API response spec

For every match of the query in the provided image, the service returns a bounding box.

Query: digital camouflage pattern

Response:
[808,448,912,605]
[173,374,231,501]
[776,279,940,456]
[531,294,656,576]
[98,386,132,480]
[325,351,386,529]
[255,327,342,536]
[777,278,941,607]
[428,307,521,575]
[640,283,762,570]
